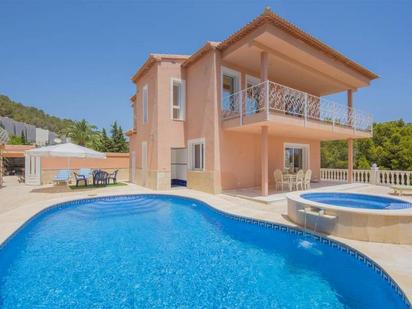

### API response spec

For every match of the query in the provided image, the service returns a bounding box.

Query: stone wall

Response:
[132,168,171,190]
[187,170,220,194]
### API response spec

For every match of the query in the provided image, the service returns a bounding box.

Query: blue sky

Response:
[0,0,411,131]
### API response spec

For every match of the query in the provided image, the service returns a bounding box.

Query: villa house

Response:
[127,8,378,195]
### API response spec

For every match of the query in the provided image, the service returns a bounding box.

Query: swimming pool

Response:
[301,192,412,210]
[0,195,409,308]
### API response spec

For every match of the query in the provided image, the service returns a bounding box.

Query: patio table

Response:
[283,173,296,191]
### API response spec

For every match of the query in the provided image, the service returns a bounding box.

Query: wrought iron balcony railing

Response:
[221,81,373,133]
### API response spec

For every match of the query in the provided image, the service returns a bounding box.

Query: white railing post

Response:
[304,93,308,126]
[370,163,379,185]
[239,92,243,126]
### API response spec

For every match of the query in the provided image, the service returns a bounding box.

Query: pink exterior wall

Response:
[132,60,187,173]
[134,64,159,171]
[185,50,221,173]
[128,29,369,193]
[220,131,320,190]
[41,153,129,170]
[156,60,186,171]
[128,133,138,179]
[129,50,323,193]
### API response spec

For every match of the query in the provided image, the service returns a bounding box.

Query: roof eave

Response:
[217,8,378,81]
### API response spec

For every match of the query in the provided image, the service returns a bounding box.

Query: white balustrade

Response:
[377,170,412,186]
[320,168,412,186]
[320,168,348,182]
[221,80,373,133]
[353,170,371,183]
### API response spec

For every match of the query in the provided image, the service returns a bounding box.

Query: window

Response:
[246,75,260,114]
[132,100,137,130]
[170,78,185,120]
[221,67,240,112]
[223,75,235,97]
[188,138,205,171]
[284,143,309,173]
[142,85,148,124]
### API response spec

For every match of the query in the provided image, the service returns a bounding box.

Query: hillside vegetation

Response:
[321,120,412,171]
[0,95,75,134]
[0,94,128,152]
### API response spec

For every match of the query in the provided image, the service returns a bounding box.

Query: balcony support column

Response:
[260,51,269,82]
[261,125,269,196]
[348,138,353,183]
[347,89,353,127]
[260,52,269,116]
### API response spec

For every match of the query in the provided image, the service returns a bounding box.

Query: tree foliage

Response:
[63,119,97,147]
[110,121,128,153]
[0,94,129,152]
[9,134,30,145]
[93,122,128,153]
[321,120,412,170]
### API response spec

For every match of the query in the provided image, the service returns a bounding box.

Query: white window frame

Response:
[283,143,310,171]
[170,78,186,121]
[221,66,241,101]
[142,84,148,124]
[188,138,205,171]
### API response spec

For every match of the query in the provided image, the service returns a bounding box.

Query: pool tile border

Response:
[1,193,411,308]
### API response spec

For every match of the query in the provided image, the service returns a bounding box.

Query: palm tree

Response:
[63,119,97,146]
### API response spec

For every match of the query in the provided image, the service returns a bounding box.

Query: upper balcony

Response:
[216,9,377,140]
[221,80,373,140]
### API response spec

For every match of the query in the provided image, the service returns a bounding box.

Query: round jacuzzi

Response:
[287,192,412,244]
[301,192,412,210]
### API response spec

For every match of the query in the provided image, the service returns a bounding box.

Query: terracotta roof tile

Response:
[131,54,190,83]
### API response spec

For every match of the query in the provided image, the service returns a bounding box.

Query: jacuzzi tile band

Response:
[1,193,410,308]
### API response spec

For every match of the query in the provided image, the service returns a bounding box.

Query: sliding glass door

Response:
[284,144,308,173]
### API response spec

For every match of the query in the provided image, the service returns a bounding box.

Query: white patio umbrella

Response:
[26,142,106,170]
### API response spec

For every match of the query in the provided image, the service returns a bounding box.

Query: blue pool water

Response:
[301,192,412,210]
[0,195,409,308]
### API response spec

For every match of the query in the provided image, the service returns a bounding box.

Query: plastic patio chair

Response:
[73,168,92,187]
[108,170,119,184]
[273,169,288,191]
[293,170,305,191]
[303,169,312,190]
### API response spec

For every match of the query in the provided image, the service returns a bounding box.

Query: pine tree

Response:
[111,121,128,153]
[101,128,114,152]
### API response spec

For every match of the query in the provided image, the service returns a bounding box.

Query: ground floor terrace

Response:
[129,129,357,196]
[0,175,412,303]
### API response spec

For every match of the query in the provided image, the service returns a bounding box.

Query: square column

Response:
[260,51,269,114]
[347,89,353,127]
[260,51,269,81]
[348,138,353,183]
[261,125,269,196]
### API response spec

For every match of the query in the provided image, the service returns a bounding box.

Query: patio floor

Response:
[223,181,371,204]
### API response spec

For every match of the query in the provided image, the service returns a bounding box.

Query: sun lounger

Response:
[53,169,71,184]
[391,185,412,196]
